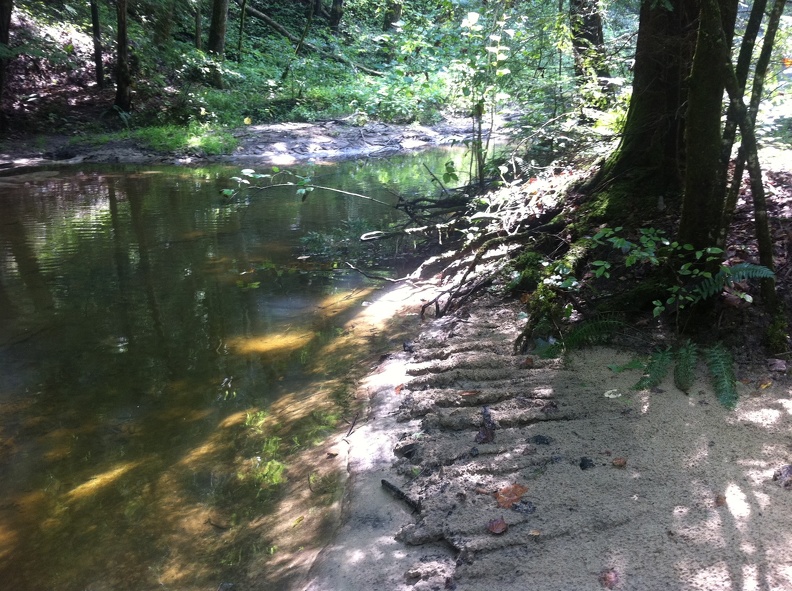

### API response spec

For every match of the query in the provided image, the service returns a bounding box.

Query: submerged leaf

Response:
[486,516,508,534]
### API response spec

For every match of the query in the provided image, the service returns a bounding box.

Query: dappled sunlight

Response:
[65,460,143,502]
[724,482,751,523]
[739,407,782,426]
[229,330,313,355]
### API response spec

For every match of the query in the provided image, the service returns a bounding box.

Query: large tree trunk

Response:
[207,0,229,88]
[597,1,699,195]
[115,0,132,112]
[90,0,104,88]
[678,0,738,249]
[0,0,12,130]
[383,1,402,31]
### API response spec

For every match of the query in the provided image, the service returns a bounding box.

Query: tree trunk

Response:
[153,0,176,47]
[597,0,699,195]
[569,0,608,80]
[0,0,13,130]
[329,0,343,32]
[90,0,104,88]
[678,0,738,249]
[207,0,229,88]
[383,1,402,31]
[114,0,132,112]
[195,0,202,50]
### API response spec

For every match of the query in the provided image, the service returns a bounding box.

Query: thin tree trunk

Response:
[383,1,402,31]
[195,0,202,50]
[236,0,247,61]
[90,0,104,88]
[115,0,132,112]
[207,0,229,88]
[0,0,13,130]
[569,0,608,81]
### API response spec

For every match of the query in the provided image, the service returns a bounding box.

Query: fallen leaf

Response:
[486,516,508,535]
[291,515,305,528]
[612,457,627,468]
[495,483,529,508]
[394,384,404,395]
[715,494,727,507]
[459,390,482,397]
[759,379,773,389]
[521,356,534,368]
[528,529,542,536]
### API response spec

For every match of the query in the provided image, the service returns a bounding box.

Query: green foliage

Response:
[591,227,774,318]
[538,316,625,358]
[673,340,698,393]
[704,344,738,409]
[633,348,673,390]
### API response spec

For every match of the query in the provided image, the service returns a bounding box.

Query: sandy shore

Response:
[304,284,792,591]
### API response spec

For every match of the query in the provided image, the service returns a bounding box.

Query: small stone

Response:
[612,457,627,468]
[580,457,596,470]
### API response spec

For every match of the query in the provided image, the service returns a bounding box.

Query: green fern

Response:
[693,263,774,301]
[633,348,673,390]
[704,344,738,409]
[538,318,625,358]
[673,340,698,393]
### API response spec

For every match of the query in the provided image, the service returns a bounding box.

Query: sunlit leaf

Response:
[495,483,528,508]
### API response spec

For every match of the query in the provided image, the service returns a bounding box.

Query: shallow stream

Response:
[0,151,466,590]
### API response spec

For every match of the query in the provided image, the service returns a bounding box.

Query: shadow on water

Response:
[0,151,466,591]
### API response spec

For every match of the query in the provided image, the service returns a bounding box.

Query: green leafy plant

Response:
[633,348,674,390]
[591,227,774,317]
[673,340,698,393]
[704,344,738,409]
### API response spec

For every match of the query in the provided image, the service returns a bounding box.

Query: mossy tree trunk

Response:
[678,0,738,250]
[597,1,699,196]
[569,0,608,81]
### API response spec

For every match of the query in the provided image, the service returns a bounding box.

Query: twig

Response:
[345,411,360,437]
[345,262,406,283]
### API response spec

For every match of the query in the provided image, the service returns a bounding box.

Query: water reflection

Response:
[0,152,464,590]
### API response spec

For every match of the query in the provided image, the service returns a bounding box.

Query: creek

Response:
[0,150,467,591]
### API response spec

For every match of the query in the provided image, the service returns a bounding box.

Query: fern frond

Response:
[674,340,698,393]
[537,318,625,358]
[633,348,673,390]
[693,263,774,301]
[704,344,738,409]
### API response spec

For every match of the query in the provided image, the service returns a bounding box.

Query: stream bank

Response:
[304,283,792,591]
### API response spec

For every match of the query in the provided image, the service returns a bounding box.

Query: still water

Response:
[0,152,466,590]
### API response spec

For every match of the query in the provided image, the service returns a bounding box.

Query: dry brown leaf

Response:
[521,356,535,368]
[394,384,404,395]
[459,390,482,397]
[495,483,529,508]
[715,494,727,507]
[486,516,508,535]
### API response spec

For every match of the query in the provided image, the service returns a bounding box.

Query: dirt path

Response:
[305,286,792,591]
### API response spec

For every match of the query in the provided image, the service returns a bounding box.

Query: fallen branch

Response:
[345,262,405,283]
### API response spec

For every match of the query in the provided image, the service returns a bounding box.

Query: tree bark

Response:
[0,0,13,130]
[597,0,699,195]
[569,0,608,80]
[90,0,104,88]
[207,0,229,88]
[114,0,132,112]
[678,0,738,249]
[329,0,343,32]
[195,0,202,50]
[383,1,402,31]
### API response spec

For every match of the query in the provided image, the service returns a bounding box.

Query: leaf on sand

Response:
[495,483,528,508]
[486,516,508,535]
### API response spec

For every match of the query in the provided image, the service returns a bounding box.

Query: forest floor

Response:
[3,114,792,590]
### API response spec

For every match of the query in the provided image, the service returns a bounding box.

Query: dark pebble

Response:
[528,435,553,445]
[579,457,596,470]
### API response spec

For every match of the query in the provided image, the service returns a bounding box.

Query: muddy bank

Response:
[0,115,497,170]
[305,286,792,591]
